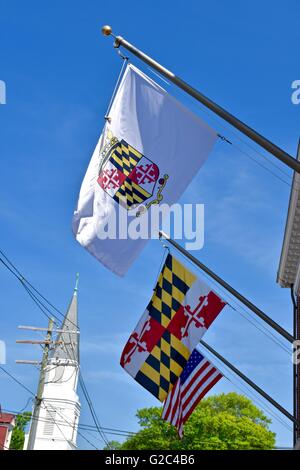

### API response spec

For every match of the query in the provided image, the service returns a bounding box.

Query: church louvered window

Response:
[43,410,57,436]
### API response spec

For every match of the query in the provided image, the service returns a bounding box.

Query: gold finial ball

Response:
[102,25,112,36]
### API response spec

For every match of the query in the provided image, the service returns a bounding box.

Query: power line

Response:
[0,248,110,446]
[1,362,287,448]
[79,372,111,448]
[229,375,293,432]
[41,402,69,444]
[173,84,297,190]
[0,363,107,450]
[43,401,100,450]
[46,329,110,447]
[0,255,58,324]
[17,396,33,413]
[0,366,105,450]
[172,247,292,355]
[2,407,135,436]
[0,365,95,448]
[0,251,74,328]
[45,363,78,385]
[0,243,291,445]
[54,317,111,447]
[79,426,133,437]
[0,365,35,396]
[201,346,293,433]
[151,65,295,184]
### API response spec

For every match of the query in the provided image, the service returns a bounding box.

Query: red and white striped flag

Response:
[162,348,223,437]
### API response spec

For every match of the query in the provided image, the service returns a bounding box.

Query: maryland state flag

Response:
[120,254,226,402]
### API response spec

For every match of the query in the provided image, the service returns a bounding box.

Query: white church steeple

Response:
[30,276,81,450]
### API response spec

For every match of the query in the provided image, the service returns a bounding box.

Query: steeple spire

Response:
[74,272,79,295]
[30,275,81,450]
[51,274,80,363]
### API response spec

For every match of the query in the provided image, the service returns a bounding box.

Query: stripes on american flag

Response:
[161,348,223,437]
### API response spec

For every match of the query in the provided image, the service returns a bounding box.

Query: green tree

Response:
[118,393,275,450]
[103,440,123,450]
[9,412,31,450]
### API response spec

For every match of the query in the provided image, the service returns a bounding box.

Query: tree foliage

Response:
[114,393,275,450]
[103,440,123,450]
[9,412,31,450]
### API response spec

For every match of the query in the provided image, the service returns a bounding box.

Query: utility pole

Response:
[16,318,54,450]
[16,320,79,450]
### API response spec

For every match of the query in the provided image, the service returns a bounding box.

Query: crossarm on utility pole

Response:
[26,318,54,450]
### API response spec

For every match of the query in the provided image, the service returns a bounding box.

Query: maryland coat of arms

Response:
[97,132,168,213]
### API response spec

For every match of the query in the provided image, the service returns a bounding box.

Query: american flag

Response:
[162,348,223,437]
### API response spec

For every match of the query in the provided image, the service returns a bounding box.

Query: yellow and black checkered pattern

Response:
[110,139,142,176]
[134,255,197,402]
[147,253,196,328]
[108,139,151,208]
[113,178,151,208]
[135,329,190,401]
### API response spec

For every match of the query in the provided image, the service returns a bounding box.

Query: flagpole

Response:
[296,294,300,446]
[291,288,297,446]
[159,231,294,343]
[102,25,300,175]
[292,140,300,447]
[200,339,299,426]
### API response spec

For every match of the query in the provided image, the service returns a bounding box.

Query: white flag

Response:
[72,65,217,276]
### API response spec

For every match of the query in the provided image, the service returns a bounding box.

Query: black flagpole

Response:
[296,294,300,447]
[291,287,297,446]
[200,339,298,426]
[159,231,294,344]
[101,25,300,175]
[292,140,300,447]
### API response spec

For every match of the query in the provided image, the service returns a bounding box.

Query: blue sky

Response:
[0,0,299,449]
